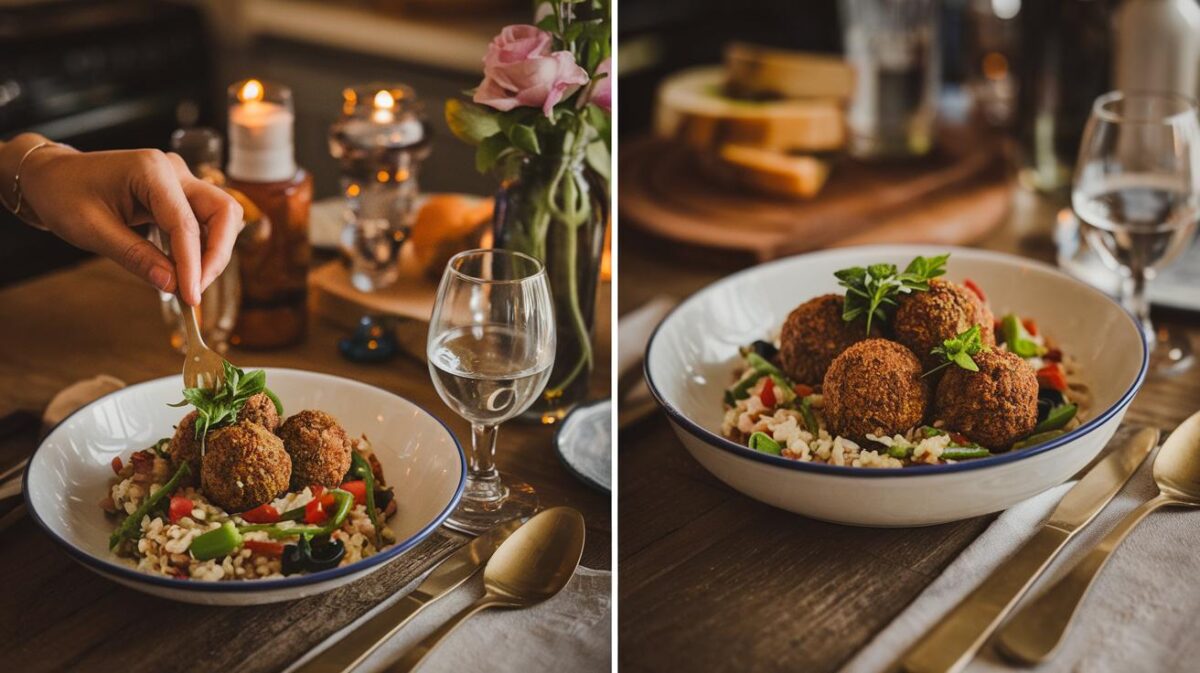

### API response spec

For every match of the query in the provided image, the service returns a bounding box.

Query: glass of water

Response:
[427,249,555,533]
[1073,91,1200,373]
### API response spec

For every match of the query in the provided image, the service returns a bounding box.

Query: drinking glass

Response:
[1072,91,1200,373]
[427,249,555,533]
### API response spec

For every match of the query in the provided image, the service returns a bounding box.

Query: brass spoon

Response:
[388,507,586,672]
[997,410,1200,664]
[180,303,226,390]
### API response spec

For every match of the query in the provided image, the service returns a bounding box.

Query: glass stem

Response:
[1123,266,1156,351]
[464,423,505,502]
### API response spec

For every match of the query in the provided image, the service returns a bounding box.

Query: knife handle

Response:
[296,593,429,673]
[897,525,1071,673]
[996,493,1176,665]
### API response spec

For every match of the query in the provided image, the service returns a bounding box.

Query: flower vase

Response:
[493,153,608,423]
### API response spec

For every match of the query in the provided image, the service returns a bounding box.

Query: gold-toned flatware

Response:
[892,426,1160,673]
[388,507,585,673]
[294,519,523,673]
[997,412,1200,664]
[180,304,226,390]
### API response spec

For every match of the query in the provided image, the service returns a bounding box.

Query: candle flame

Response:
[373,89,395,110]
[239,79,265,103]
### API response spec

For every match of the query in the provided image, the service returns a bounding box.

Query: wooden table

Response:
[0,260,610,673]
[617,188,1200,673]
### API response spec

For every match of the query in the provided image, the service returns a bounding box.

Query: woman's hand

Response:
[17,140,243,306]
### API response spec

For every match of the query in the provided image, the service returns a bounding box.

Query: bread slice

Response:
[724,43,855,101]
[716,144,831,199]
[655,66,845,153]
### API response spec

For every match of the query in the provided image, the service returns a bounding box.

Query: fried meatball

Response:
[200,421,291,512]
[893,279,996,370]
[238,392,280,432]
[933,348,1038,449]
[277,410,352,490]
[822,338,930,442]
[778,294,879,384]
[168,410,202,475]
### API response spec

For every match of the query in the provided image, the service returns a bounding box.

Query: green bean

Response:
[350,451,382,547]
[109,461,190,550]
[1034,403,1078,434]
[1011,430,1066,451]
[237,489,354,540]
[941,447,992,460]
[727,370,766,402]
[798,397,819,436]
[746,352,786,378]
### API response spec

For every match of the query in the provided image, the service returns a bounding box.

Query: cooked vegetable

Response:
[748,431,782,455]
[798,397,819,436]
[1011,430,1066,451]
[151,438,171,459]
[742,340,779,361]
[924,325,989,377]
[238,489,354,540]
[340,480,368,506]
[963,278,987,303]
[168,496,194,524]
[941,447,991,460]
[350,451,382,546]
[1001,314,1045,358]
[281,536,345,576]
[304,497,328,524]
[1037,363,1069,393]
[728,370,767,403]
[746,352,786,378]
[760,376,777,407]
[1034,403,1077,434]
[887,443,913,459]
[835,254,949,334]
[240,503,281,524]
[109,461,190,550]
[243,539,285,557]
[111,456,123,475]
[189,521,242,561]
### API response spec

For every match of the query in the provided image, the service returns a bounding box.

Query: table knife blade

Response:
[294,518,524,673]
[893,426,1159,673]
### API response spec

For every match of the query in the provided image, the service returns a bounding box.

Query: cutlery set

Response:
[894,412,1200,673]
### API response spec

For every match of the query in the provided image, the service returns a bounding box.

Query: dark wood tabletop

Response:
[0,259,610,673]
[617,190,1200,673]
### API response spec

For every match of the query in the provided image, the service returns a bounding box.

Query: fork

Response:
[180,303,226,390]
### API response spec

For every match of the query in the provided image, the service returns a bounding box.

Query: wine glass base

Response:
[443,475,539,535]
[1150,327,1194,376]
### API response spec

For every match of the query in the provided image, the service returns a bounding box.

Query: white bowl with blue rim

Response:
[24,368,465,605]
[645,245,1148,527]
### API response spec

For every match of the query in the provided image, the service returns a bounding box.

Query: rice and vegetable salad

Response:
[100,363,398,580]
[721,254,1090,469]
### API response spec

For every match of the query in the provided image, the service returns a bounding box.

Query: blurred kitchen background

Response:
[617,0,1200,315]
[0,0,522,286]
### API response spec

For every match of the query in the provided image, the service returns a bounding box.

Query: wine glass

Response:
[1072,91,1200,374]
[427,249,555,533]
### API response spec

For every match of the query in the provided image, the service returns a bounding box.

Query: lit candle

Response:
[372,89,396,125]
[228,79,296,182]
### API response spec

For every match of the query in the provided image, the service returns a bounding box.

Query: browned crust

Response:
[277,410,352,490]
[200,421,291,512]
[778,294,878,384]
[167,410,202,477]
[237,392,280,432]
[822,338,930,442]
[893,279,996,371]
[933,348,1038,449]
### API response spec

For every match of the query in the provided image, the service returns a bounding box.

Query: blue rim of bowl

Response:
[553,398,612,494]
[23,368,468,592]
[644,245,1150,478]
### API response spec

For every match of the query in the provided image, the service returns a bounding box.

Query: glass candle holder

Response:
[328,83,431,292]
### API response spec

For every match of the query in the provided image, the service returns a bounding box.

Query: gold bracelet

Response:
[2,141,59,230]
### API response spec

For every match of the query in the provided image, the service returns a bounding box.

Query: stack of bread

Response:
[654,43,854,199]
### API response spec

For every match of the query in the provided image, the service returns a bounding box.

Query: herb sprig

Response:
[169,361,283,453]
[924,325,989,378]
[835,254,949,334]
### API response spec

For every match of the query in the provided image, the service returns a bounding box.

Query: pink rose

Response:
[473,24,590,118]
[589,58,611,112]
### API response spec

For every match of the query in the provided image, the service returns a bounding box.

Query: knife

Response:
[294,519,524,673]
[892,426,1159,673]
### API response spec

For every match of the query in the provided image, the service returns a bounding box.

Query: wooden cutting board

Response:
[619,133,1012,261]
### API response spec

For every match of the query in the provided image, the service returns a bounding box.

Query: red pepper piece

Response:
[304,497,328,524]
[168,496,194,524]
[1022,318,1039,336]
[1037,363,1068,392]
[963,278,987,303]
[240,503,281,524]
[244,540,285,557]
[111,456,123,475]
[793,383,814,397]
[340,480,368,506]
[760,377,776,407]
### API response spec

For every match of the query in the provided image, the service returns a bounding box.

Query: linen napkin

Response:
[617,296,676,426]
[840,446,1200,673]
[287,566,611,673]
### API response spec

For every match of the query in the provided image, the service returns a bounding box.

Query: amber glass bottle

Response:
[225,79,313,349]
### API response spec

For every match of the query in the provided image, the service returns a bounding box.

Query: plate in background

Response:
[555,399,612,493]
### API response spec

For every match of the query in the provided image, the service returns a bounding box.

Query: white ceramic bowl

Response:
[24,368,465,605]
[646,245,1148,527]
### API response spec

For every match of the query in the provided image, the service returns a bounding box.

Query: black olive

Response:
[1037,389,1064,422]
[750,340,779,361]
[374,488,395,510]
[281,541,306,576]
[306,539,345,571]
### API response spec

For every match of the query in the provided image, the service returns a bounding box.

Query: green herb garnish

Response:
[836,254,949,334]
[168,361,282,454]
[924,325,989,377]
